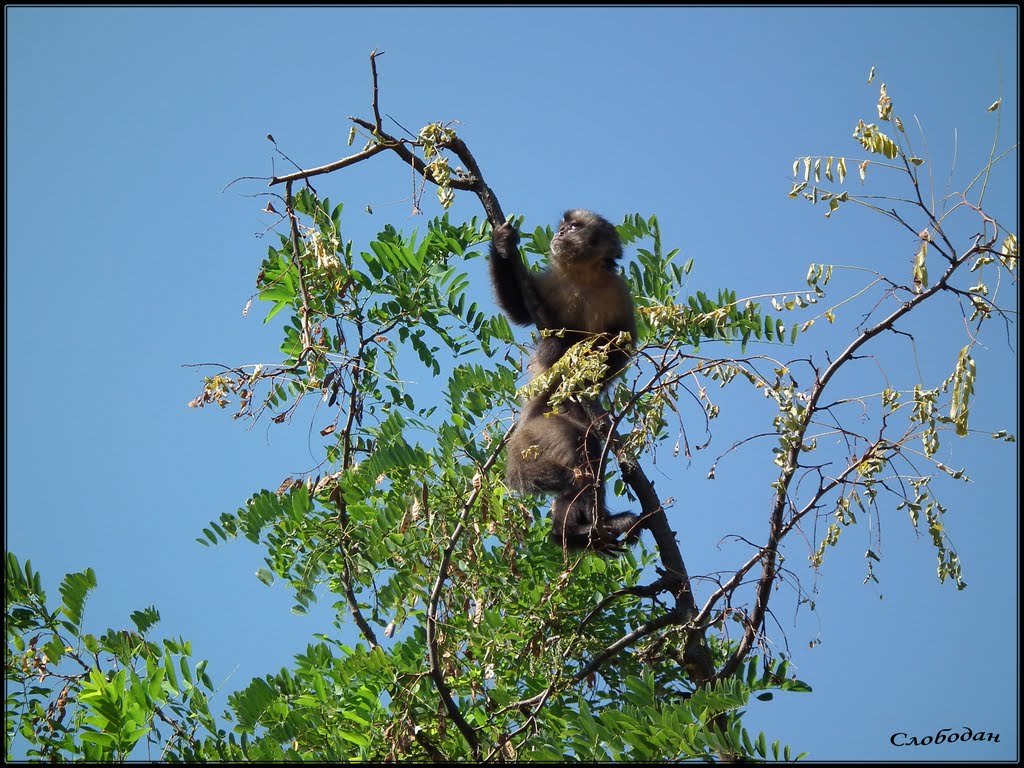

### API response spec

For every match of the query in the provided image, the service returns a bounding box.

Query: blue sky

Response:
[6,6,1018,761]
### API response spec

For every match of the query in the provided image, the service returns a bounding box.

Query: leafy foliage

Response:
[179,196,817,759]
[182,71,1013,760]
[5,554,219,762]
[9,70,1014,762]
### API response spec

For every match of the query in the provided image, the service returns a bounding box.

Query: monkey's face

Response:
[550,209,623,269]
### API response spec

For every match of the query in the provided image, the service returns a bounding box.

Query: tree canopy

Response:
[6,55,1017,762]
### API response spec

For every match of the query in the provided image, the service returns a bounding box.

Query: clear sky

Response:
[6,6,1018,761]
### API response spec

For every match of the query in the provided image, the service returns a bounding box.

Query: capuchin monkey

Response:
[507,396,643,552]
[490,209,637,386]
[490,210,643,553]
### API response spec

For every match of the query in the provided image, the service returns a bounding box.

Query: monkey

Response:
[489,210,642,552]
[506,395,643,552]
[489,209,637,388]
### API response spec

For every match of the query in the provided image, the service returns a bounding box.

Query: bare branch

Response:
[269,142,390,187]
[265,51,508,228]
[369,48,384,133]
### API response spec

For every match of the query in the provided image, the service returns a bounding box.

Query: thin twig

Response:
[284,180,314,355]
[269,143,389,187]
[425,429,512,759]
[369,48,384,133]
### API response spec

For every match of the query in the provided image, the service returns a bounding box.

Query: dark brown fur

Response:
[490,210,642,552]
[507,397,642,552]
[490,209,636,384]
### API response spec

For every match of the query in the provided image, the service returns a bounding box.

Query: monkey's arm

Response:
[489,222,556,329]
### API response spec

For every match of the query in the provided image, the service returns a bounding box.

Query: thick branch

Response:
[597,352,717,683]
[618,456,716,684]
[442,135,506,226]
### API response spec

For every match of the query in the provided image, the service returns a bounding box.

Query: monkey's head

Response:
[550,209,623,270]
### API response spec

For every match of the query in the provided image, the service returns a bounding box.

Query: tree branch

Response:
[284,181,314,356]
[267,46,712,693]
[328,332,379,649]
[425,429,511,759]
[268,50,506,226]
[269,143,390,187]
[718,235,993,679]
[369,48,384,132]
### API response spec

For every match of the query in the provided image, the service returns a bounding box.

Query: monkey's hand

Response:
[491,221,521,259]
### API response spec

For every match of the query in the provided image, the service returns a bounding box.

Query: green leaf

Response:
[129,606,161,634]
[263,299,291,324]
[80,731,116,748]
[58,568,97,630]
[338,729,370,748]
[259,284,296,302]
